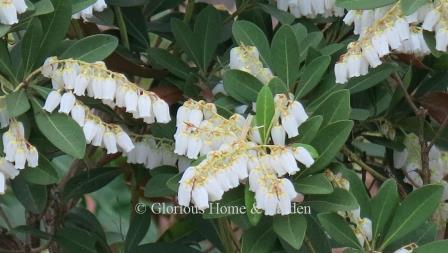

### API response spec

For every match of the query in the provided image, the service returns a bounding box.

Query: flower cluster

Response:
[42,57,171,124]
[174,100,243,159]
[276,0,344,18]
[43,93,135,154]
[72,0,107,20]
[125,136,191,171]
[176,99,316,215]
[336,1,448,84]
[326,170,373,247]
[229,46,273,84]
[0,0,27,25]
[0,158,19,194]
[269,94,308,143]
[422,0,448,52]
[0,98,10,128]
[2,121,38,169]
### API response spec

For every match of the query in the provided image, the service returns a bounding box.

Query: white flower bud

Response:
[43,91,61,113]
[101,77,116,100]
[137,93,152,118]
[14,146,26,169]
[58,92,76,114]
[83,120,98,143]
[271,125,285,146]
[153,99,171,123]
[70,104,86,126]
[91,123,105,147]
[26,146,38,168]
[116,131,134,152]
[12,0,27,14]
[103,131,117,154]
[0,2,18,25]
[124,89,138,113]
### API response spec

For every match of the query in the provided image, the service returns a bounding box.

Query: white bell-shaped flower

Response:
[43,91,62,113]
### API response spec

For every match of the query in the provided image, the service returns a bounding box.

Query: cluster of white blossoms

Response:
[229,46,273,85]
[42,57,171,124]
[2,121,38,169]
[176,99,316,215]
[422,0,448,52]
[268,94,308,144]
[43,93,135,154]
[125,136,191,171]
[276,0,344,18]
[0,98,10,128]
[72,0,107,20]
[0,0,27,25]
[174,100,243,159]
[326,170,373,248]
[336,1,448,84]
[0,158,19,194]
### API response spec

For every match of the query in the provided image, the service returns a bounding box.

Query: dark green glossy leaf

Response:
[271,25,300,87]
[241,223,277,253]
[147,48,191,80]
[306,188,359,212]
[273,215,307,249]
[11,175,47,214]
[224,70,264,103]
[21,155,59,185]
[56,227,96,253]
[336,0,397,10]
[312,89,350,127]
[60,34,118,62]
[194,6,221,71]
[370,179,399,242]
[125,212,152,253]
[295,173,333,195]
[400,0,427,15]
[318,213,361,249]
[296,55,331,98]
[256,86,275,143]
[6,90,30,117]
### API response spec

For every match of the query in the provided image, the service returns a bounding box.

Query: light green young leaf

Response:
[256,86,275,143]
[60,34,118,62]
[273,215,307,249]
[271,25,300,87]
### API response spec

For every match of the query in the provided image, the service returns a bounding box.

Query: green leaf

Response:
[295,115,323,144]
[258,3,295,25]
[386,223,437,252]
[305,120,353,175]
[413,240,448,253]
[147,48,191,80]
[21,155,59,185]
[347,63,397,94]
[107,0,147,6]
[299,32,323,62]
[380,184,444,250]
[312,89,351,127]
[268,77,288,95]
[224,70,264,103]
[11,175,47,214]
[295,174,333,195]
[6,90,30,117]
[370,179,399,242]
[256,86,275,143]
[306,188,359,212]
[245,184,262,226]
[125,212,152,253]
[122,7,149,48]
[144,171,177,197]
[194,6,221,71]
[56,227,96,253]
[171,18,201,68]
[0,40,17,83]
[423,30,444,57]
[65,207,107,245]
[241,223,277,253]
[335,165,370,217]
[232,20,271,67]
[271,25,300,87]
[299,216,331,253]
[19,18,43,78]
[273,215,307,249]
[336,0,397,10]
[71,0,96,14]
[400,0,427,15]
[60,34,118,62]
[318,213,361,249]
[32,99,86,159]
[136,243,200,253]
[0,24,10,37]
[296,55,331,98]
[63,167,122,201]
[13,225,52,240]
[33,0,55,16]
[37,0,72,63]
